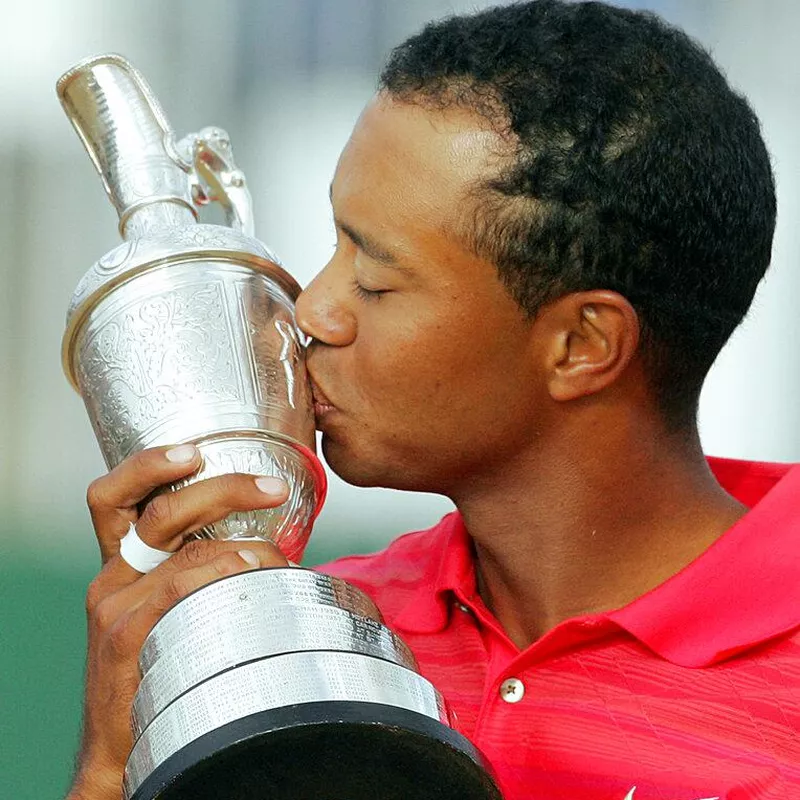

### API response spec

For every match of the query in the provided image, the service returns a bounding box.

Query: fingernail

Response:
[238,549,260,568]
[255,476,288,496]
[166,444,198,464]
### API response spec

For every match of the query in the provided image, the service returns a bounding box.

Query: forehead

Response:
[331,94,508,235]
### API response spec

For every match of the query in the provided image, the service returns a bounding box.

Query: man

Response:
[67,1,799,799]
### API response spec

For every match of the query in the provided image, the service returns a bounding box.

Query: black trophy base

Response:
[130,701,503,800]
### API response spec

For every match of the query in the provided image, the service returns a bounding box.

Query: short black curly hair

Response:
[380,0,776,428]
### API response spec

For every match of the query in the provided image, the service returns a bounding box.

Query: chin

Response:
[321,436,388,488]
[320,435,430,492]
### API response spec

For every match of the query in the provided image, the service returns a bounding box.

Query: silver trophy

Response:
[58,54,501,800]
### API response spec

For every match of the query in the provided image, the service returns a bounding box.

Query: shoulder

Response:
[314,513,453,623]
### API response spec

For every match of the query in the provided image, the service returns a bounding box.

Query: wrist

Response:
[67,761,123,800]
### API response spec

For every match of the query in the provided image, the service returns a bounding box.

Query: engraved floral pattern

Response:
[78,281,241,464]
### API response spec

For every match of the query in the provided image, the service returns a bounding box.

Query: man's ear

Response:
[542,291,640,403]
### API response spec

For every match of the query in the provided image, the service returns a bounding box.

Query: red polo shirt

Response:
[319,457,800,799]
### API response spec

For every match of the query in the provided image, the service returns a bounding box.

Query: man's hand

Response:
[67,444,290,800]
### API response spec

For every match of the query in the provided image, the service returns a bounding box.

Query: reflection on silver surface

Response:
[125,651,449,798]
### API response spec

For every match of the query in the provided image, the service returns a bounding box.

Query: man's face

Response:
[296,94,545,496]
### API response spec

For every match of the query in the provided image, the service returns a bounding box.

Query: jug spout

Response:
[57,53,196,239]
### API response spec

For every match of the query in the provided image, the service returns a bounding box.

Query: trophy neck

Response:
[121,201,196,240]
[57,54,197,240]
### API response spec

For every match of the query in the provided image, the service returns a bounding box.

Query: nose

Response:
[295,265,357,347]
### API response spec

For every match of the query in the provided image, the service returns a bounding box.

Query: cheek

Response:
[351,313,459,411]
[352,313,527,447]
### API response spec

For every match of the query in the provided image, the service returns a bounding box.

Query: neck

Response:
[450,414,746,650]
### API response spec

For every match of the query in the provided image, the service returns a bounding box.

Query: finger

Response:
[87,444,202,560]
[101,549,262,665]
[133,473,289,552]
[101,541,289,632]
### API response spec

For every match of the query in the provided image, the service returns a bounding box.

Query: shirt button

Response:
[455,602,471,614]
[499,677,525,703]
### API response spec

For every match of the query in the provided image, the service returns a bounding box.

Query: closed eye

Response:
[351,279,389,302]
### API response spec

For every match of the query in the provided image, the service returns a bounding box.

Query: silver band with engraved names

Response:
[124,651,449,797]
[139,569,383,672]
[132,602,418,737]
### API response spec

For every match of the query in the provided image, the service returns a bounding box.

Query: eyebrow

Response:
[336,219,399,266]
[329,183,400,267]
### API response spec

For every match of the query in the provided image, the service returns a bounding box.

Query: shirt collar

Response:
[611,457,800,666]
[392,511,476,634]
[393,457,800,667]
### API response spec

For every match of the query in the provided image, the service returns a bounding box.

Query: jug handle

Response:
[172,127,255,237]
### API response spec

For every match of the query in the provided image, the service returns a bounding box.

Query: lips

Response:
[309,377,336,417]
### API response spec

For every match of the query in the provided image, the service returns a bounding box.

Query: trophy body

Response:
[64,222,323,558]
[58,55,501,799]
